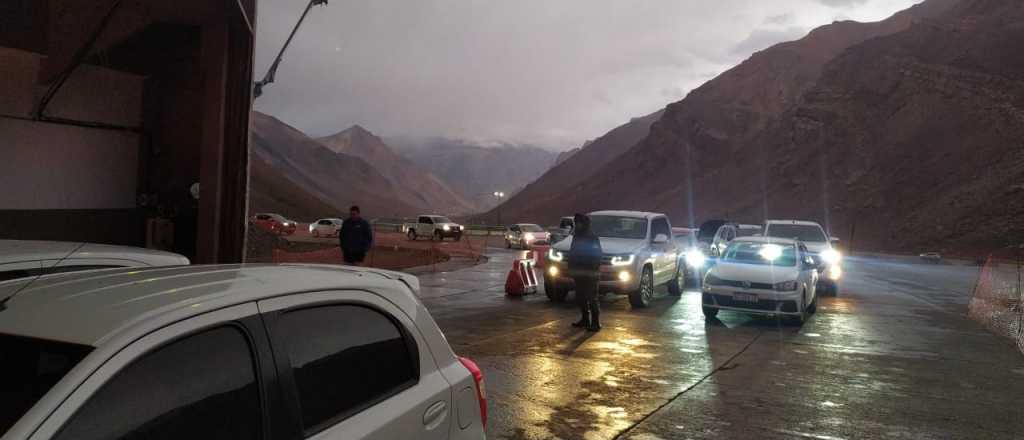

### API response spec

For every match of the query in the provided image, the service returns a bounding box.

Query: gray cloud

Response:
[253,0,921,149]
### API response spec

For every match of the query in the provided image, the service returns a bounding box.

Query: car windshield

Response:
[588,216,648,239]
[520,224,545,232]
[765,224,826,242]
[0,334,92,433]
[434,217,453,224]
[722,242,797,267]
[736,228,761,238]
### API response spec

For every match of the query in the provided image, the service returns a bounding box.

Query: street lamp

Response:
[254,0,330,98]
[493,191,506,226]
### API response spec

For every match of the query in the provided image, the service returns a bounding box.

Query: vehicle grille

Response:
[716,279,773,290]
[706,294,797,312]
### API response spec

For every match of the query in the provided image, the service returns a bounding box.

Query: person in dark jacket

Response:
[339,205,374,265]
[568,213,603,331]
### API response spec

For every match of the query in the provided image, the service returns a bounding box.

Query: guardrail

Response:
[968,244,1023,354]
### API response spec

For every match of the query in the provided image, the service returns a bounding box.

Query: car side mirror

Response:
[830,237,840,243]
[653,234,669,244]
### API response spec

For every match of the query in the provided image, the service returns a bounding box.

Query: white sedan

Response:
[701,237,819,324]
[310,217,344,238]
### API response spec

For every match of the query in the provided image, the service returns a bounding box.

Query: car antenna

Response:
[0,242,87,313]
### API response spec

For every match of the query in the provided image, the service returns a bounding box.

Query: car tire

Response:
[312,230,320,238]
[545,277,567,302]
[791,292,808,326]
[407,229,417,241]
[702,306,718,318]
[455,234,462,242]
[629,266,655,309]
[506,240,512,249]
[808,291,818,314]
[434,231,443,241]
[667,266,684,296]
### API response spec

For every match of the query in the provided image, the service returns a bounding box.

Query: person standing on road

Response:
[339,205,373,265]
[568,213,603,332]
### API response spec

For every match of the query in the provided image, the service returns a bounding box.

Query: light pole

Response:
[493,191,506,226]
[254,0,330,98]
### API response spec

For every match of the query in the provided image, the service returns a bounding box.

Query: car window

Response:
[256,215,270,220]
[722,242,797,267]
[520,224,544,232]
[318,220,331,225]
[276,305,418,434]
[1,334,92,434]
[420,216,432,224]
[435,216,453,223]
[765,224,827,242]
[559,219,573,229]
[651,218,670,239]
[589,215,648,239]
[511,226,520,232]
[736,228,760,238]
[56,326,261,440]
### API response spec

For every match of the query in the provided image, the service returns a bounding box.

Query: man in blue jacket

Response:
[568,213,603,331]
[339,205,374,265]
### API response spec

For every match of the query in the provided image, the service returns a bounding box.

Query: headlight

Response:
[774,280,799,291]
[610,254,635,266]
[704,274,723,286]
[685,250,706,268]
[820,249,842,265]
[548,249,564,262]
[827,265,842,280]
[524,233,535,240]
[443,225,451,231]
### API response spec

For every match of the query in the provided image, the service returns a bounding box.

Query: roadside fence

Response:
[968,244,1024,354]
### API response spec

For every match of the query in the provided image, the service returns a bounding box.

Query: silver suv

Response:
[545,211,685,308]
[0,265,487,440]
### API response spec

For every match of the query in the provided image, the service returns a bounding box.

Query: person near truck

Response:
[568,213,603,332]
[339,205,373,265]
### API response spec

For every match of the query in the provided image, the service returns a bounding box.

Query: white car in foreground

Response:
[0,265,487,440]
[763,220,842,294]
[702,237,819,324]
[0,240,189,282]
[546,211,684,308]
[310,217,344,237]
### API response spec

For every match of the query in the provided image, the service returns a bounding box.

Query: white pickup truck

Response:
[403,215,464,241]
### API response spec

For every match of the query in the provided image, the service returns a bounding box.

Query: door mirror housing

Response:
[653,234,669,244]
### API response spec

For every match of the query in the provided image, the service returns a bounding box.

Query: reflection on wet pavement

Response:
[420,251,1024,439]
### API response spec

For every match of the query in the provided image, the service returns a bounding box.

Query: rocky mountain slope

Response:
[387,138,559,211]
[317,126,477,214]
[478,109,663,223]
[250,112,418,220]
[496,0,1024,253]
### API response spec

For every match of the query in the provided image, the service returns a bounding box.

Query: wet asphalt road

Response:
[414,251,1024,440]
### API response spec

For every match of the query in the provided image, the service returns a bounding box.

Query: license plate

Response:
[734,293,758,303]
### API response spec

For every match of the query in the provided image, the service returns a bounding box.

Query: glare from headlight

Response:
[549,266,559,277]
[821,249,842,265]
[524,233,535,240]
[548,249,564,262]
[685,250,706,268]
[618,271,631,282]
[611,254,636,266]
[827,265,842,280]
[443,225,451,231]
[759,244,783,261]
[774,280,799,291]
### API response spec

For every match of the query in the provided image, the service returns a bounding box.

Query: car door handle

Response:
[423,401,448,430]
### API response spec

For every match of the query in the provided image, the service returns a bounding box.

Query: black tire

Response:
[312,230,320,238]
[506,240,512,249]
[667,266,684,296]
[434,231,443,241]
[545,277,567,302]
[702,306,719,318]
[629,266,655,308]
[808,291,818,314]
[407,229,417,241]
[455,234,462,242]
[791,292,808,326]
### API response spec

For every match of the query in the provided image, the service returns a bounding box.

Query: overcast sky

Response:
[254,0,922,150]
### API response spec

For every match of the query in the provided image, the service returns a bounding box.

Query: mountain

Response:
[493,0,1024,253]
[479,109,663,223]
[387,138,559,211]
[250,112,418,220]
[317,126,477,214]
[553,147,581,166]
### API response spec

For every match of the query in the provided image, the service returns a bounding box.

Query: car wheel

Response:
[808,290,818,314]
[312,230,320,238]
[434,231,443,241]
[791,292,808,326]
[407,229,417,241]
[629,266,654,308]
[545,277,567,302]
[702,306,719,318]
[667,266,684,296]
[455,234,462,241]
[506,240,512,249]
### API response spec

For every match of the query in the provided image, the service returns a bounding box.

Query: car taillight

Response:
[458,356,487,428]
